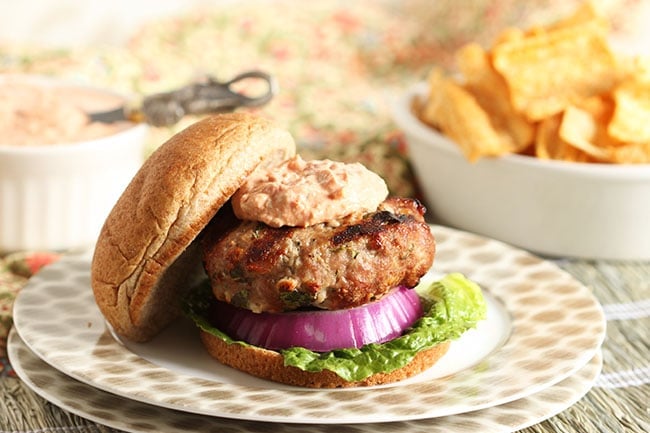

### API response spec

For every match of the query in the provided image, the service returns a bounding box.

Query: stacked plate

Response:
[9,224,606,433]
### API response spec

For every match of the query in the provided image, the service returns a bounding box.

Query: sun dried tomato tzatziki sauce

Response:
[232,155,389,227]
[0,81,131,146]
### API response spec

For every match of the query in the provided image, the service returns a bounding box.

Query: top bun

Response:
[91,113,296,342]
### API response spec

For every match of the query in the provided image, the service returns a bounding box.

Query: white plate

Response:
[12,225,606,424]
[8,328,603,433]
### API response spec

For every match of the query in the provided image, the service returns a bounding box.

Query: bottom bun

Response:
[199,330,451,388]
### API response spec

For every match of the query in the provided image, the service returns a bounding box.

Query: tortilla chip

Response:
[536,113,594,162]
[492,18,618,121]
[606,142,650,163]
[631,56,650,81]
[457,43,534,153]
[419,68,512,161]
[608,78,650,144]
[559,105,611,160]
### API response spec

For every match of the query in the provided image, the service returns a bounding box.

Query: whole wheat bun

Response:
[91,112,295,342]
[199,329,450,388]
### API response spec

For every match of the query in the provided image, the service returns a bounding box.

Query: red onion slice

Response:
[209,287,423,352]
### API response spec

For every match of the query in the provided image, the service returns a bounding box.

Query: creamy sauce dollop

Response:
[0,82,131,146]
[232,155,389,227]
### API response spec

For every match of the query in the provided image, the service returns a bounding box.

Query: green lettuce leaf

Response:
[183,273,487,382]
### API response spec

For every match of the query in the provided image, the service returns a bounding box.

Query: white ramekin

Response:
[0,75,147,253]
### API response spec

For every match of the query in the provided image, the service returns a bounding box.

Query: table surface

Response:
[1,1,649,432]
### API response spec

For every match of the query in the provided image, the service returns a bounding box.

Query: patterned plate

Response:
[8,328,603,433]
[12,225,606,424]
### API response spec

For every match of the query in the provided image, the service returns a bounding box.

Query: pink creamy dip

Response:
[0,81,132,146]
[232,155,389,227]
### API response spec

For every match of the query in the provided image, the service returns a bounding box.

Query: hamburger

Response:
[91,112,486,388]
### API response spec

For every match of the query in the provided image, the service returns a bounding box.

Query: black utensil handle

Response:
[141,71,278,127]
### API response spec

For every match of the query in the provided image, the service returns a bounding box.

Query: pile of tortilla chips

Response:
[416,2,650,164]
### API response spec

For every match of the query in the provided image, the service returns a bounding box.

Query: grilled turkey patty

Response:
[201,197,435,313]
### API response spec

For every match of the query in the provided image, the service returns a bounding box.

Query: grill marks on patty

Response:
[243,226,295,274]
[202,197,435,313]
[332,210,411,247]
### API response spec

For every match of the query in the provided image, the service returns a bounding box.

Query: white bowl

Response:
[392,83,650,260]
[0,75,148,253]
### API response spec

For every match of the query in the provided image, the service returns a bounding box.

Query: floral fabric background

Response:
[7,0,648,196]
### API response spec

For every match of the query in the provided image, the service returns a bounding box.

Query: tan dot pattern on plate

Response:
[11,225,606,424]
[8,329,603,433]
